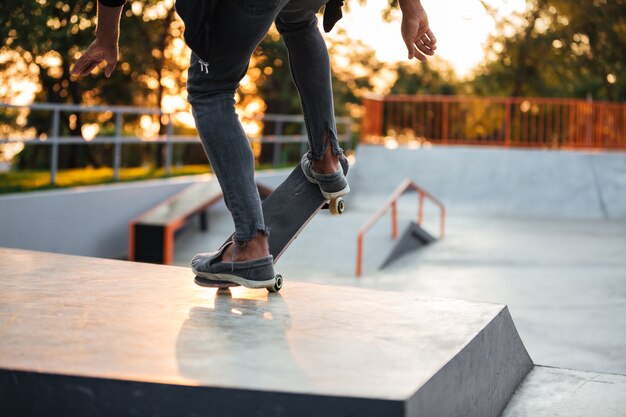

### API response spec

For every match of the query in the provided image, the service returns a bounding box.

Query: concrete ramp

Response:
[348,145,626,220]
[379,221,436,270]
[0,248,532,417]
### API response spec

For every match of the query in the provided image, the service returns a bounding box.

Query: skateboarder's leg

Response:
[189,90,266,243]
[275,4,343,164]
[187,1,286,271]
[275,3,350,198]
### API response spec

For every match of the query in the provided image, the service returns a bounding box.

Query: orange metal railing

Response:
[356,178,445,277]
[361,95,626,150]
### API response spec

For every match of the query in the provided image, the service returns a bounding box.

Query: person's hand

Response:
[71,37,118,79]
[400,2,437,62]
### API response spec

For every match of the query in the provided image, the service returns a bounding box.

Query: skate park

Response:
[2,0,626,414]
[2,140,626,416]
[173,143,626,377]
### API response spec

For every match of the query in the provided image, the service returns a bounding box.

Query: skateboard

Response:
[195,159,349,293]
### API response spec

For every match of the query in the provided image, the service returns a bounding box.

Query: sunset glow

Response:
[0,0,533,149]
[329,0,527,77]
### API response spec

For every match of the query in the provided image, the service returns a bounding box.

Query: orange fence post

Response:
[595,104,602,148]
[568,103,575,147]
[440,206,446,238]
[621,106,626,149]
[164,226,176,265]
[361,97,371,142]
[504,100,512,146]
[391,201,398,240]
[356,234,364,278]
[418,192,425,225]
[442,102,449,144]
[128,223,135,261]
[585,96,593,148]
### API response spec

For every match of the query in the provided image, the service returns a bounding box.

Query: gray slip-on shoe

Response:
[301,153,350,199]
[191,241,276,289]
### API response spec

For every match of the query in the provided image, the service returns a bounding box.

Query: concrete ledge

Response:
[409,306,533,417]
[0,248,532,416]
[1,371,403,417]
[349,145,626,220]
[0,170,290,259]
[0,175,211,258]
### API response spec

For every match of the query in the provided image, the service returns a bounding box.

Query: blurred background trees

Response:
[1,0,186,169]
[1,0,624,171]
[473,0,625,100]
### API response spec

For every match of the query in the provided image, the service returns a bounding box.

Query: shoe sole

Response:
[194,276,239,288]
[302,169,350,199]
[319,183,350,200]
[192,267,276,289]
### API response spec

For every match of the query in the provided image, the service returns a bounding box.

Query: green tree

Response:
[472,0,626,101]
[0,0,188,169]
[389,58,458,95]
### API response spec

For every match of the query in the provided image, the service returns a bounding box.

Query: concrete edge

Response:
[0,369,404,417]
[0,168,292,200]
[406,306,533,417]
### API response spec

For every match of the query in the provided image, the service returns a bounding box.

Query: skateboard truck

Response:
[323,197,345,215]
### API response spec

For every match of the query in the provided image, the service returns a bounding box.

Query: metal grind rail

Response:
[356,178,445,277]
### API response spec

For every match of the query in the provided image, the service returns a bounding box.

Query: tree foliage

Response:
[389,59,458,96]
[1,0,624,170]
[472,0,626,101]
[1,0,187,168]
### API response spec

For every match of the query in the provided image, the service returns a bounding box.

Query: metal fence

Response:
[0,102,352,185]
[361,95,626,150]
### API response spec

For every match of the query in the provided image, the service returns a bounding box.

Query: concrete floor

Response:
[366,216,626,375]
[502,366,626,417]
[174,146,626,376]
[0,247,531,416]
[175,207,626,375]
[3,145,625,414]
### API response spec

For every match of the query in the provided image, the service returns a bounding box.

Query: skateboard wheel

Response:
[329,198,344,215]
[268,274,283,293]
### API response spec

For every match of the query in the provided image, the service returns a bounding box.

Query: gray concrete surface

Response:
[175,207,626,375]
[0,175,207,258]
[502,366,626,417]
[349,145,626,220]
[175,145,626,377]
[3,145,625,413]
[0,170,289,260]
[0,247,531,417]
[368,216,626,376]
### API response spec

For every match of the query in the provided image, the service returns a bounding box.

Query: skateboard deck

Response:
[195,159,349,292]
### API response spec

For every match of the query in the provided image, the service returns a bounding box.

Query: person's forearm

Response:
[95,1,125,43]
[399,0,422,17]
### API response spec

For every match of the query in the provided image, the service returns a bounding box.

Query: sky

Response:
[329,0,527,78]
